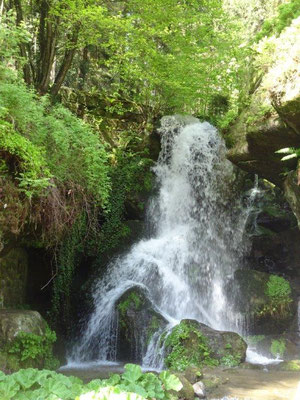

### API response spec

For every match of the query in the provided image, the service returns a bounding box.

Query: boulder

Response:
[247,334,300,360]
[0,310,58,373]
[116,286,168,362]
[164,319,247,371]
[0,310,46,344]
[0,247,28,308]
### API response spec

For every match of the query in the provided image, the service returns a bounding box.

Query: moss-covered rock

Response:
[0,247,28,309]
[164,319,247,371]
[116,287,167,362]
[274,360,300,371]
[0,310,59,372]
[234,269,296,334]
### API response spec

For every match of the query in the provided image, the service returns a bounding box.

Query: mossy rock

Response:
[0,310,58,373]
[170,373,195,400]
[116,287,167,362]
[234,269,296,334]
[250,334,299,360]
[0,247,28,309]
[164,319,247,371]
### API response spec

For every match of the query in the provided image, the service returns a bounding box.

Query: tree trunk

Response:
[50,30,79,97]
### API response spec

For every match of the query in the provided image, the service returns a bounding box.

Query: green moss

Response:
[164,322,218,372]
[280,360,300,371]
[117,292,143,317]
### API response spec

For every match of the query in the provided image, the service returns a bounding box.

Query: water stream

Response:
[70,116,264,367]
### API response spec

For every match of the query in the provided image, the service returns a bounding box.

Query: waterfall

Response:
[71,116,255,365]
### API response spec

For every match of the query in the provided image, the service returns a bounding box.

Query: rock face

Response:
[116,286,168,362]
[248,334,300,360]
[234,269,296,334]
[225,17,300,224]
[164,319,247,371]
[0,247,28,308]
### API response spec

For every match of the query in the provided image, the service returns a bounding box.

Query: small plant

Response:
[270,339,286,358]
[275,147,300,162]
[7,326,59,370]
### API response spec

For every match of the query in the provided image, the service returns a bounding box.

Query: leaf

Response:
[122,364,143,383]
[159,371,183,391]
[0,378,20,399]
[275,147,294,154]
[281,154,297,161]
[12,368,39,390]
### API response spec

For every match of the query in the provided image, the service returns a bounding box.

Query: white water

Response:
[71,116,258,366]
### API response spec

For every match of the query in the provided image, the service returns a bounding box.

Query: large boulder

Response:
[0,247,28,308]
[116,286,168,362]
[164,319,247,371]
[0,310,58,373]
[234,269,296,334]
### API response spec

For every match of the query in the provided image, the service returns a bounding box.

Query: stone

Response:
[193,381,206,398]
[0,247,28,308]
[164,319,247,371]
[116,286,168,362]
[249,334,300,360]
[233,269,296,334]
[183,366,203,384]
[0,309,47,344]
[172,373,195,400]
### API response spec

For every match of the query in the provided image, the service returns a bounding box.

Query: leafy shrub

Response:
[7,327,59,370]
[0,364,182,400]
[270,339,286,358]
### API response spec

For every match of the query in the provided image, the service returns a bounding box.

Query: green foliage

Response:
[0,365,182,400]
[7,327,59,370]
[266,275,292,304]
[0,120,51,198]
[257,275,292,318]
[164,322,218,371]
[245,335,265,346]
[270,339,286,357]
[256,0,300,41]
[118,292,142,317]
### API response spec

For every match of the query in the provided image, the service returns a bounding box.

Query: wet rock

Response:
[183,366,203,383]
[193,381,206,398]
[0,247,28,308]
[172,373,195,400]
[164,319,247,371]
[234,269,296,334]
[116,286,168,362]
[247,334,300,360]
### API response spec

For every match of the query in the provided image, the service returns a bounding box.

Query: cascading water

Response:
[71,116,256,367]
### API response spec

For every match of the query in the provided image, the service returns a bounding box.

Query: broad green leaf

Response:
[159,371,183,391]
[122,364,142,383]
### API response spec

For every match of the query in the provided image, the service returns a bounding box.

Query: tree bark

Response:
[50,29,79,97]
